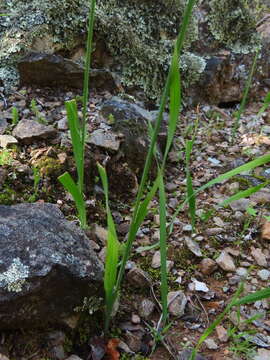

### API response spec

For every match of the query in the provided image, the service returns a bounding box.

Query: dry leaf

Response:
[262,221,270,240]
[106,338,120,360]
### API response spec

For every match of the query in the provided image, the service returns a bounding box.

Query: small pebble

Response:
[258,269,270,281]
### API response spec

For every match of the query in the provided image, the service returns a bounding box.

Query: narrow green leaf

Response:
[257,91,270,118]
[158,170,168,324]
[232,288,270,306]
[108,0,198,331]
[97,163,120,332]
[219,182,269,208]
[189,284,244,360]
[58,172,86,228]
[163,45,181,163]
[170,153,270,233]
[65,100,84,192]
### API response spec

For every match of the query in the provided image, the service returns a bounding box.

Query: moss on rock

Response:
[209,0,261,53]
[95,0,199,98]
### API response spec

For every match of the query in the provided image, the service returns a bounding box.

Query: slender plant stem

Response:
[112,0,198,323]
[79,0,96,194]
[232,48,259,141]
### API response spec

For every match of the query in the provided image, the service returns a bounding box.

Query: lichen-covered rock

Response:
[0,202,103,329]
[1,0,269,104]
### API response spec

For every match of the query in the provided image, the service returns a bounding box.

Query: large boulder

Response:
[0,0,269,104]
[0,202,103,329]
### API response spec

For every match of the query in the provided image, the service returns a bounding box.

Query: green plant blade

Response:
[58,172,87,228]
[232,288,270,306]
[65,100,84,191]
[189,283,244,360]
[105,0,198,331]
[163,44,181,164]
[170,153,270,233]
[97,163,120,332]
[257,91,270,117]
[158,170,168,324]
[219,181,270,208]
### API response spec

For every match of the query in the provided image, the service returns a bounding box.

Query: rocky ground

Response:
[0,83,270,360]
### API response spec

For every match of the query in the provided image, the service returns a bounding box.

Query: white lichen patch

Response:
[0,258,29,292]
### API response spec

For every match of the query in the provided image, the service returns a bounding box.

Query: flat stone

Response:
[216,251,236,272]
[88,128,120,151]
[0,118,8,135]
[188,278,209,293]
[0,135,18,148]
[12,119,56,144]
[229,198,250,211]
[184,236,202,257]
[204,338,218,350]
[258,269,270,281]
[151,251,174,270]
[138,298,155,319]
[216,325,229,343]
[251,247,267,267]
[254,349,270,360]
[94,225,108,245]
[127,267,151,288]
[199,258,217,275]
[168,290,187,317]
[57,117,68,131]
[0,203,103,329]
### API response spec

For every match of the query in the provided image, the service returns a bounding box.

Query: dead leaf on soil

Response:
[240,134,270,146]
[106,338,120,360]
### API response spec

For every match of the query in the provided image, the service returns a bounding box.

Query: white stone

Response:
[258,269,270,281]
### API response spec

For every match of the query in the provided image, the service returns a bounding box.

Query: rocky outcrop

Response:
[0,202,103,329]
[0,0,269,105]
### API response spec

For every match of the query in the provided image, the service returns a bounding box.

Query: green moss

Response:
[209,0,261,53]
[34,156,62,177]
[0,186,17,205]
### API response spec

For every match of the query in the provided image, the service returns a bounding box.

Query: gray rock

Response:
[0,135,18,148]
[254,349,270,360]
[99,98,162,175]
[199,258,217,275]
[57,117,68,131]
[184,236,202,257]
[0,203,103,329]
[216,251,236,272]
[168,290,187,317]
[178,349,207,360]
[216,325,229,343]
[88,128,120,152]
[229,198,250,211]
[65,356,83,360]
[127,267,151,288]
[0,119,8,135]
[204,338,218,350]
[12,119,56,143]
[251,247,268,267]
[138,298,155,319]
[258,269,270,281]
[18,53,120,92]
